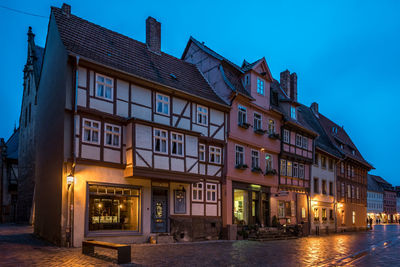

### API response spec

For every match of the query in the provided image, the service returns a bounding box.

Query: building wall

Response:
[34,15,69,246]
[337,203,367,231]
[367,191,383,214]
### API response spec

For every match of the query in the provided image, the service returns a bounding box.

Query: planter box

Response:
[268,133,280,140]
[235,164,248,170]
[265,169,277,175]
[251,167,263,173]
[254,129,266,135]
[238,122,251,129]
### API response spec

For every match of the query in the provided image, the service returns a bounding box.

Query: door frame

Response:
[151,186,169,233]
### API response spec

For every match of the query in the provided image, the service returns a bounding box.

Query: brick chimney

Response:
[280,70,291,98]
[146,17,161,54]
[311,102,319,116]
[290,72,297,102]
[61,3,71,17]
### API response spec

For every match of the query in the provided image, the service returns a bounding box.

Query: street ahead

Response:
[0,224,399,266]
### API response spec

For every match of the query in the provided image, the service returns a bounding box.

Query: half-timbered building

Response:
[33,4,229,246]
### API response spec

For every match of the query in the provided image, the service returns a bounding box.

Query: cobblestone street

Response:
[0,224,399,266]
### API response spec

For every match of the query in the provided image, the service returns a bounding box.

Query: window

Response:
[206,183,217,203]
[290,106,296,119]
[314,208,319,221]
[238,105,247,125]
[253,113,262,130]
[287,161,292,177]
[268,119,275,134]
[351,186,355,199]
[278,201,285,218]
[171,132,184,156]
[235,145,244,166]
[209,146,222,164]
[280,159,287,176]
[321,156,326,168]
[88,184,140,232]
[265,154,273,171]
[329,159,333,170]
[199,144,205,162]
[341,183,345,197]
[104,123,121,148]
[314,153,319,166]
[322,180,327,195]
[299,164,304,179]
[322,208,327,220]
[156,93,170,115]
[314,178,319,194]
[341,162,345,173]
[347,165,351,177]
[251,150,260,169]
[347,185,351,198]
[192,182,203,201]
[352,149,355,155]
[302,136,308,149]
[351,166,354,177]
[329,209,334,220]
[302,207,306,219]
[197,105,208,125]
[96,74,113,100]
[283,129,290,143]
[296,134,302,147]
[329,182,333,196]
[356,187,360,199]
[154,128,168,153]
[293,163,298,178]
[83,119,100,145]
[257,78,265,95]
[244,75,250,86]
[352,211,356,224]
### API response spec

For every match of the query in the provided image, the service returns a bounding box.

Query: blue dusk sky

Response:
[0,1,399,185]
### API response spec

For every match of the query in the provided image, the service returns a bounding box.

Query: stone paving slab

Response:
[1,224,399,266]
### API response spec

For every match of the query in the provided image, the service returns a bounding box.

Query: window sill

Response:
[251,167,263,173]
[235,164,248,170]
[268,133,280,140]
[254,129,266,135]
[238,123,251,129]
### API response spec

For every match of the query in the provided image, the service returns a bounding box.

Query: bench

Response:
[82,240,131,264]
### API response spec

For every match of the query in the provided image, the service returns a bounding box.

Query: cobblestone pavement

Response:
[0,224,399,266]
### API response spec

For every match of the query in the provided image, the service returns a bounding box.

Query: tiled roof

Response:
[298,105,342,158]
[5,129,19,160]
[318,113,372,168]
[367,174,384,192]
[51,7,226,106]
[241,59,262,72]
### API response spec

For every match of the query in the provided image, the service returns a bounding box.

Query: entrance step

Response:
[156,234,175,244]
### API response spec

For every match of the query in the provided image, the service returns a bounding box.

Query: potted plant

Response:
[238,122,251,129]
[251,166,263,173]
[254,128,266,135]
[265,169,277,175]
[235,164,248,170]
[268,132,280,139]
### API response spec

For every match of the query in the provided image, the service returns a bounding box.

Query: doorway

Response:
[151,188,168,233]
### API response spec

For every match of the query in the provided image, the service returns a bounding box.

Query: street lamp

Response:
[67,173,74,190]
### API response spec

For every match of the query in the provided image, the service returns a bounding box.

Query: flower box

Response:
[265,169,277,175]
[254,129,266,135]
[238,122,251,129]
[235,164,248,170]
[268,132,280,139]
[251,167,263,173]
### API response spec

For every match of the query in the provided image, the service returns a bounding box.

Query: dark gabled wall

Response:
[34,13,68,245]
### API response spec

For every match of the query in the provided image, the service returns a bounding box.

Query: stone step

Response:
[156,235,175,244]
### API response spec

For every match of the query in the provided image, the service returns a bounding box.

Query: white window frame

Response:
[299,164,304,178]
[257,78,265,95]
[251,150,260,169]
[155,93,170,116]
[296,134,302,147]
[95,73,114,101]
[171,132,184,157]
[199,144,206,162]
[347,184,351,198]
[291,106,296,119]
[206,183,217,203]
[293,162,298,178]
[104,123,121,148]
[302,136,308,149]
[192,182,203,201]
[238,105,247,125]
[197,105,208,126]
[283,129,290,143]
[253,112,262,130]
[153,128,168,154]
[235,145,245,166]
[268,119,275,134]
[209,146,222,164]
[265,154,273,171]
[287,161,293,177]
[82,118,100,145]
[280,159,287,176]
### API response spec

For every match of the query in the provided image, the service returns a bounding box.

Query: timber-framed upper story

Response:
[44,4,230,182]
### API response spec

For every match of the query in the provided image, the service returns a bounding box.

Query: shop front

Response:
[232,182,270,227]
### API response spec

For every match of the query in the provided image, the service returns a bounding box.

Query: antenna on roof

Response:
[170,73,177,80]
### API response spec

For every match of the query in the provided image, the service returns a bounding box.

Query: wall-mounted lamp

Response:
[67,173,74,190]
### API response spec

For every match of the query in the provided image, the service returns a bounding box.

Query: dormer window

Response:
[197,105,208,125]
[257,78,265,95]
[332,126,337,134]
[290,106,296,120]
[244,75,250,86]
[340,144,344,149]
[352,149,355,155]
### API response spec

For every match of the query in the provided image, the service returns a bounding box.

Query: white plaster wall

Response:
[192,203,204,216]
[186,157,197,173]
[206,204,217,216]
[131,85,151,107]
[117,79,129,101]
[90,98,113,114]
[77,88,87,107]
[169,182,190,215]
[172,97,186,115]
[117,100,129,117]
[89,71,94,96]
[81,145,100,160]
[207,165,220,176]
[154,155,169,170]
[177,118,190,130]
[171,158,184,172]
[199,163,206,175]
[210,108,224,125]
[192,124,208,136]
[103,148,120,163]
[154,114,170,126]
[135,124,152,149]
[135,149,152,167]
[185,135,198,157]
[73,165,151,247]
[78,67,87,87]
[131,104,151,121]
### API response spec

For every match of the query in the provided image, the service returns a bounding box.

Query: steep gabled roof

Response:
[318,113,373,169]
[367,174,384,192]
[51,7,226,106]
[5,129,19,160]
[33,45,44,87]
